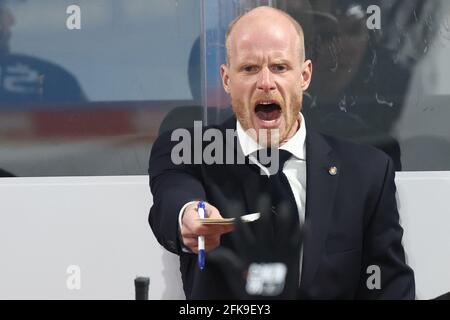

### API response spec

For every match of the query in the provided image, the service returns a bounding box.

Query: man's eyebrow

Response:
[235,58,260,67]
[236,57,291,65]
[270,58,291,65]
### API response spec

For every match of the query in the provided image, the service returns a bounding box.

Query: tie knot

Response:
[253,149,292,173]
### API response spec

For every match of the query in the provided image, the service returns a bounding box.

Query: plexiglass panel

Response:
[1,0,449,177]
[0,0,201,176]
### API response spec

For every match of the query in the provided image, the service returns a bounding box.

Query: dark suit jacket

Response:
[148,116,415,299]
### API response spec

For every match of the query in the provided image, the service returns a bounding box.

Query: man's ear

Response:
[220,64,231,94]
[300,60,313,91]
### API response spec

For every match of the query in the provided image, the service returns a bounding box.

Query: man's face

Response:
[221,13,312,146]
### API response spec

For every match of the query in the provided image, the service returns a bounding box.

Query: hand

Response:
[181,201,235,253]
[208,198,302,299]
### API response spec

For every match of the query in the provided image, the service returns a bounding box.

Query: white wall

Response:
[0,176,184,300]
[0,173,449,299]
[395,172,450,299]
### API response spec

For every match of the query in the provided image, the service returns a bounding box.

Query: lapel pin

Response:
[329,166,338,176]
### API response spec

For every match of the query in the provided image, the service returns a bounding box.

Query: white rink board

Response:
[0,173,449,300]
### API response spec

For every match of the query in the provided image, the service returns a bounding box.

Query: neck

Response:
[280,116,300,146]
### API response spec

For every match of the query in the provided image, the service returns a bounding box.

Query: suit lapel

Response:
[300,129,341,291]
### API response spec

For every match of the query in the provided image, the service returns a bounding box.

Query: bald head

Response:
[225,6,305,65]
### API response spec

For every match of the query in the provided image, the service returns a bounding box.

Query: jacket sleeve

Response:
[356,156,416,299]
[148,131,206,255]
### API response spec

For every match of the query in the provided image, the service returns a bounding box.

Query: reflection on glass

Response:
[1,0,449,176]
[278,0,449,171]
[0,0,201,177]
[0,2,86,105]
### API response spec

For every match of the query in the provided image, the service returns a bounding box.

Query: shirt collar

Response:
[236,113,306,161]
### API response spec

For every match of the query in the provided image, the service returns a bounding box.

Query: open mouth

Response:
[254,102,282,121]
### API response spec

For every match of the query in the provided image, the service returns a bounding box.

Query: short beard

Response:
[281,97,301,143]
[232,95,302,147]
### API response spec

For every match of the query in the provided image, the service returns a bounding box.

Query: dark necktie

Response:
[269,150,298,218]
[252,149,300,234]
[254,149,302,291]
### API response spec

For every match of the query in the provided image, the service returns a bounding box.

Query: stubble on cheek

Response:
[281,95,302,142]
[231,97,251,130]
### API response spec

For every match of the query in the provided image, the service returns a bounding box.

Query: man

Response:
[0,2,86,105]
[149,6,415,299]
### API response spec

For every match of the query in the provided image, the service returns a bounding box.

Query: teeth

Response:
[258,101,274,105]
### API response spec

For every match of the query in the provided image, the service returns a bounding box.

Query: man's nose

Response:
[257,67,276,92]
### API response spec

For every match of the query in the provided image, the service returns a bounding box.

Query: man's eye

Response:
[271,64,287,72]
[243,66,258,73]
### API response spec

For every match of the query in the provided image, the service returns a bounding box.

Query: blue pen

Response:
[197,201,206,270]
